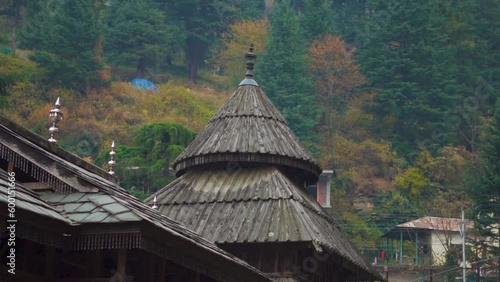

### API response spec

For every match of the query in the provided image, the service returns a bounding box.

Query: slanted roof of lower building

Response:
[0,113,273,282]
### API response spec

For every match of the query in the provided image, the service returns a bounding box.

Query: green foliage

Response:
[341,211,383,248]
[393,167,431,199]
[0,53,38,95]
[300,0,336,42]
[464,101,500,254]
[95,123,196,194]
[358,0,463,154]
[22,0,102,93]
[329,188,383,248]
[157,0,265,80]
[105,0,185,77]
[257,0,319,146]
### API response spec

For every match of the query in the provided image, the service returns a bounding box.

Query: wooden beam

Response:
[23,182,52,191]
[116,249,127,282]
[7,162,13,173]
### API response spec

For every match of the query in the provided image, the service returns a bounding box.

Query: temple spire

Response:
[108,141,116,175]
[239,44,259,86]
[152,196,158,209]
[48,97,63,143]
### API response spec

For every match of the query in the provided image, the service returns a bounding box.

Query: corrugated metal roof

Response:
[173,85,321,179]
[42,192,142,223]
[149,166,377,275]
[0,170,73,224]
[396,216,473,231]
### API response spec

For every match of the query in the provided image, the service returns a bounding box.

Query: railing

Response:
[359,247,434,266]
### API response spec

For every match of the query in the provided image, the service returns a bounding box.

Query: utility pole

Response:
[462,207,466,282]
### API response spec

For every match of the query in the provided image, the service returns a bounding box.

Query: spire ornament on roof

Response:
[108,141,116,175]
[152,196,158,209]
[48,97,63,143]
[245,43,256,78]
[239,43,259,86]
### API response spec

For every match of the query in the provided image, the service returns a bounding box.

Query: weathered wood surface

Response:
[149,166,378,278]
[173,85,321,180]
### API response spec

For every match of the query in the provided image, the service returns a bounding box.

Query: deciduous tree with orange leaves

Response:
[308,34,365,128]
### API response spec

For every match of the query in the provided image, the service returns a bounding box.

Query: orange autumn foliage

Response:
[308,34,365,111]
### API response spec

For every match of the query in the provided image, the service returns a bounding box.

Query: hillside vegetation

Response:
[1,0,498,261]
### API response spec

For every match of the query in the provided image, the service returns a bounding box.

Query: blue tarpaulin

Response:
[130,78,158,92]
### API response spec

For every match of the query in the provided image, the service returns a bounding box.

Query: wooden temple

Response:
[0,114,272,281]
[147,46,384,281]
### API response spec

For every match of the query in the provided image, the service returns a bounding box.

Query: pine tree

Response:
[465,101,500,255]
[22,0,101,94]
[331,0,369,47]
[300,0,336,42]
[359,0,461,154]
[0,0,27,56]
[156,0,264,81]
[105,0,184,78]
[256,0,319,147]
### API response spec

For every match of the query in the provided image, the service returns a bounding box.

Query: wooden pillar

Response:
[158,258,166,282]
[415,231,419,265]
[22,240,33,272]
[88,250,101,278]
[116,249,127,282]
[7,162,14,173]
[45,246,55,281]
[476,265,481,282]
[190,271,201,282]
[400,231,404,265]
[429,268,433,282]
[274,248,280,272]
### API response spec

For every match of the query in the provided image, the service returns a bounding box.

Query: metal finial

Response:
[48,97,63,143]
[152,196,158,209]
[245,43,256,78]
[108,141,116,175]
[239,44,259,86]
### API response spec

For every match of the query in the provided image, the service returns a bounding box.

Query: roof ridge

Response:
[209,114,287,124]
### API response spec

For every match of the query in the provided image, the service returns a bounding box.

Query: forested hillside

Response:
[1,0,498,261]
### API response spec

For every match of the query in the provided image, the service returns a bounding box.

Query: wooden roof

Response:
[148,166,381,279]
[173,84,322,182]
[153,60,384,280]
[0,114,272,282]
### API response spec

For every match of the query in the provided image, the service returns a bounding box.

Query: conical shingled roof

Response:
[173,57,321,183]
[150,46,384,281]
[149,166,381,280]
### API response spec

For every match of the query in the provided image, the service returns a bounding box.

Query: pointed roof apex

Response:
[239,43,258,86]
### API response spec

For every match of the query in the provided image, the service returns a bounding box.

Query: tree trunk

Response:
[137,57,146,78]
[11,26,17,57]
[11,3,22,57]
[186,37,203,82]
